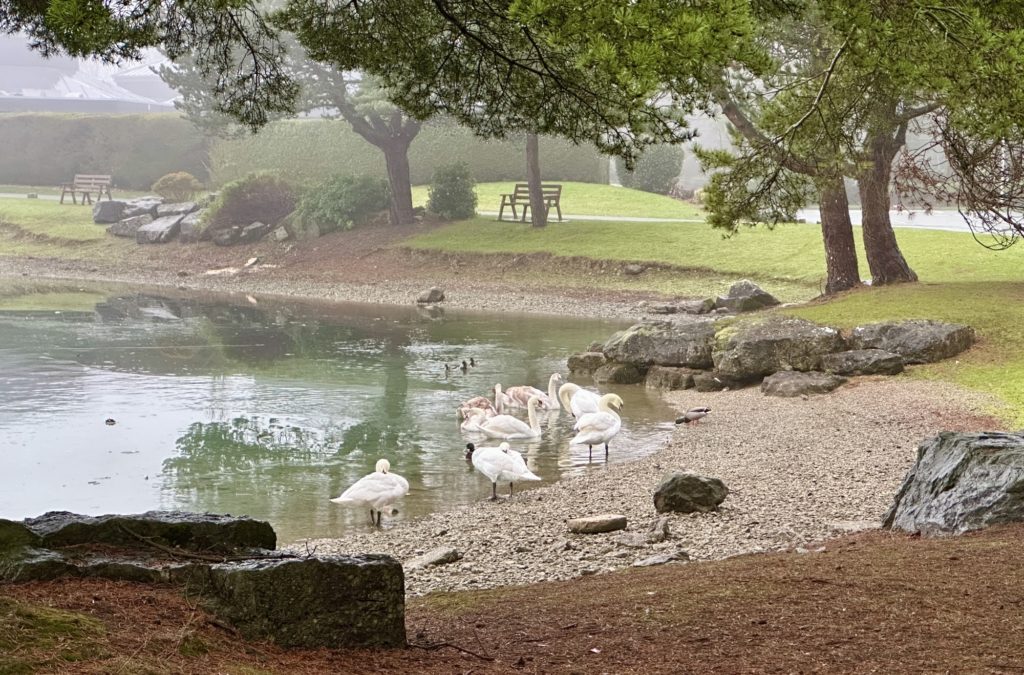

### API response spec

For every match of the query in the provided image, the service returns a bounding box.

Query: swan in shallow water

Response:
[329,458,410,527]
[557,382,602,418]
[502,373,561,409]
[466,441,541,499]
[570,393,624,461]
[460,407,490,433]
[457,394,497,420]
[478,396,543,440]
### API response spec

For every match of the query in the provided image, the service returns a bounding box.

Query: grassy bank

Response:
[411,181,704,219]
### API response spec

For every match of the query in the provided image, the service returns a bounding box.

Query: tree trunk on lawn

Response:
[526,133,547,228]
[859,127,918,285]
[382,140,415,226]
[818,178,862,294]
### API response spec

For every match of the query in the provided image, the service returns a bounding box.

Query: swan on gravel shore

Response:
[329,458,410,527]
[465,441,541,500]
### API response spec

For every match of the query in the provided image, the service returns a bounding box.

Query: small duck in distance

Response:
[460,359,469,374]
[444,363,451,378]
[470,357,476,367]
[675,407,711,425]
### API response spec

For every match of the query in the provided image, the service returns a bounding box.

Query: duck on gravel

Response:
[330,458,410,527]
[465,441,541,500]
[569,393,624,461]
[676,407,711,425]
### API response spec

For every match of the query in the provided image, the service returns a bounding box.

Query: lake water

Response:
[0,286,677,542]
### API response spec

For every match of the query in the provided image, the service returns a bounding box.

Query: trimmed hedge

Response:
[210,119,609,186]
[0,113,209,189]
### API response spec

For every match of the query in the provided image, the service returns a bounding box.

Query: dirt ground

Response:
[4,524,1024,674]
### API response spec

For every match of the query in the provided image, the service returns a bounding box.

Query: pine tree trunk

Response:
[859,133,917,284]
[526,133,547,228]
[818,179,861,294]
[383,141,415,226]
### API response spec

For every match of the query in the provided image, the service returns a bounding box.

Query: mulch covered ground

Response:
[4,524,1024,673]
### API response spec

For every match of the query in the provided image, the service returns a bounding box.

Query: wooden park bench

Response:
[497,183,563,222]
[59,174,114,205]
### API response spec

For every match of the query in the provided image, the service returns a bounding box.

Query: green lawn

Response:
[788,282,1024,425]
[406,217,1024,297]
[0,198,105,241]
[0,184,150,199]
[411,181,705,219]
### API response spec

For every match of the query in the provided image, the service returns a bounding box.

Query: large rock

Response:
[0,548,78,582]
[714,280,780,313]
[568,514,628,534]
[156,201,199,217]
[200,555,406,648]
[760,371,847,397]
[417,287,445,304]
[645,366,698,390]
[602,320,717,368]
[213,226,242,246]
[0,518,42,553]
[92,200,127,224]
[593,362,644,384]
[653,473,728,514]
[821,349,905,376]
[713,316,846,380]
[178,211,206,243]
[692,371,749,392]
[883,432,1024,535]
[136,214,184,244]
[849,320,975,364]
[107,214,153,238]
[23,511,276,553]
[122,197,162,218]
[567,351,607,374]
[633,550,690,567]
[238,221,272,243]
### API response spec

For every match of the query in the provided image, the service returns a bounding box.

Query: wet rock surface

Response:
[884,432,1024,535]
[713,316,846,380]
[821,349,905,376]
[653,473,729,514]
[602,320,717,368]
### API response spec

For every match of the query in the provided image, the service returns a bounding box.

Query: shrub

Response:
[615,144,685,195]
[204,173,296,231]
[152,171,203,202]
[294,174,390,234]
[427,163,477,220]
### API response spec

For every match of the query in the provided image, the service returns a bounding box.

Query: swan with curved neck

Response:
[557,382,601,418]
[465,441,541,499]
[478,396,542,440]
[503,373,561,409]
[460,407,490,433]
[329,458,410,527]
[570,393,624,461]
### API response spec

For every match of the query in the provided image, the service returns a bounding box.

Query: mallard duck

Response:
[570,393,624,461]
[466,441,540,499]
[675,407,711,425]
[557,382,601,418]
[478,396,543,440]
[329,458,410,527]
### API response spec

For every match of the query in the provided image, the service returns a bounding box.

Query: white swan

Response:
[478,396,543,440]
[460,407,490,433]
[557,382,601,418]
[570,393,624,461]
[503,373,561,409]
[466,441,541,499]
[329,458,410,527]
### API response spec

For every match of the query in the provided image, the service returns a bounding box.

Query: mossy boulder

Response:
[653,473,729,514]
[23,511,276,554]
[760,371,847,397]
[200,555,406,648]
[645,366,699,390]
[602,320,716,368]
[593,362,645,384]
[713,316,846,379]
[849,320,975,364]
[714,279,780,313]
[567,351,607,374]
[821,349,905,376]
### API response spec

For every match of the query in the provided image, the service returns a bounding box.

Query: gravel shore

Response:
[0,256,653,320]
[298,379,1002,596]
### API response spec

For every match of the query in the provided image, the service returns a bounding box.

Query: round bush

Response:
[427,162,477,220]
[205,173,296,231]
[616,144,685,195]
[295,174,390,234]
[152,171,204,202]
